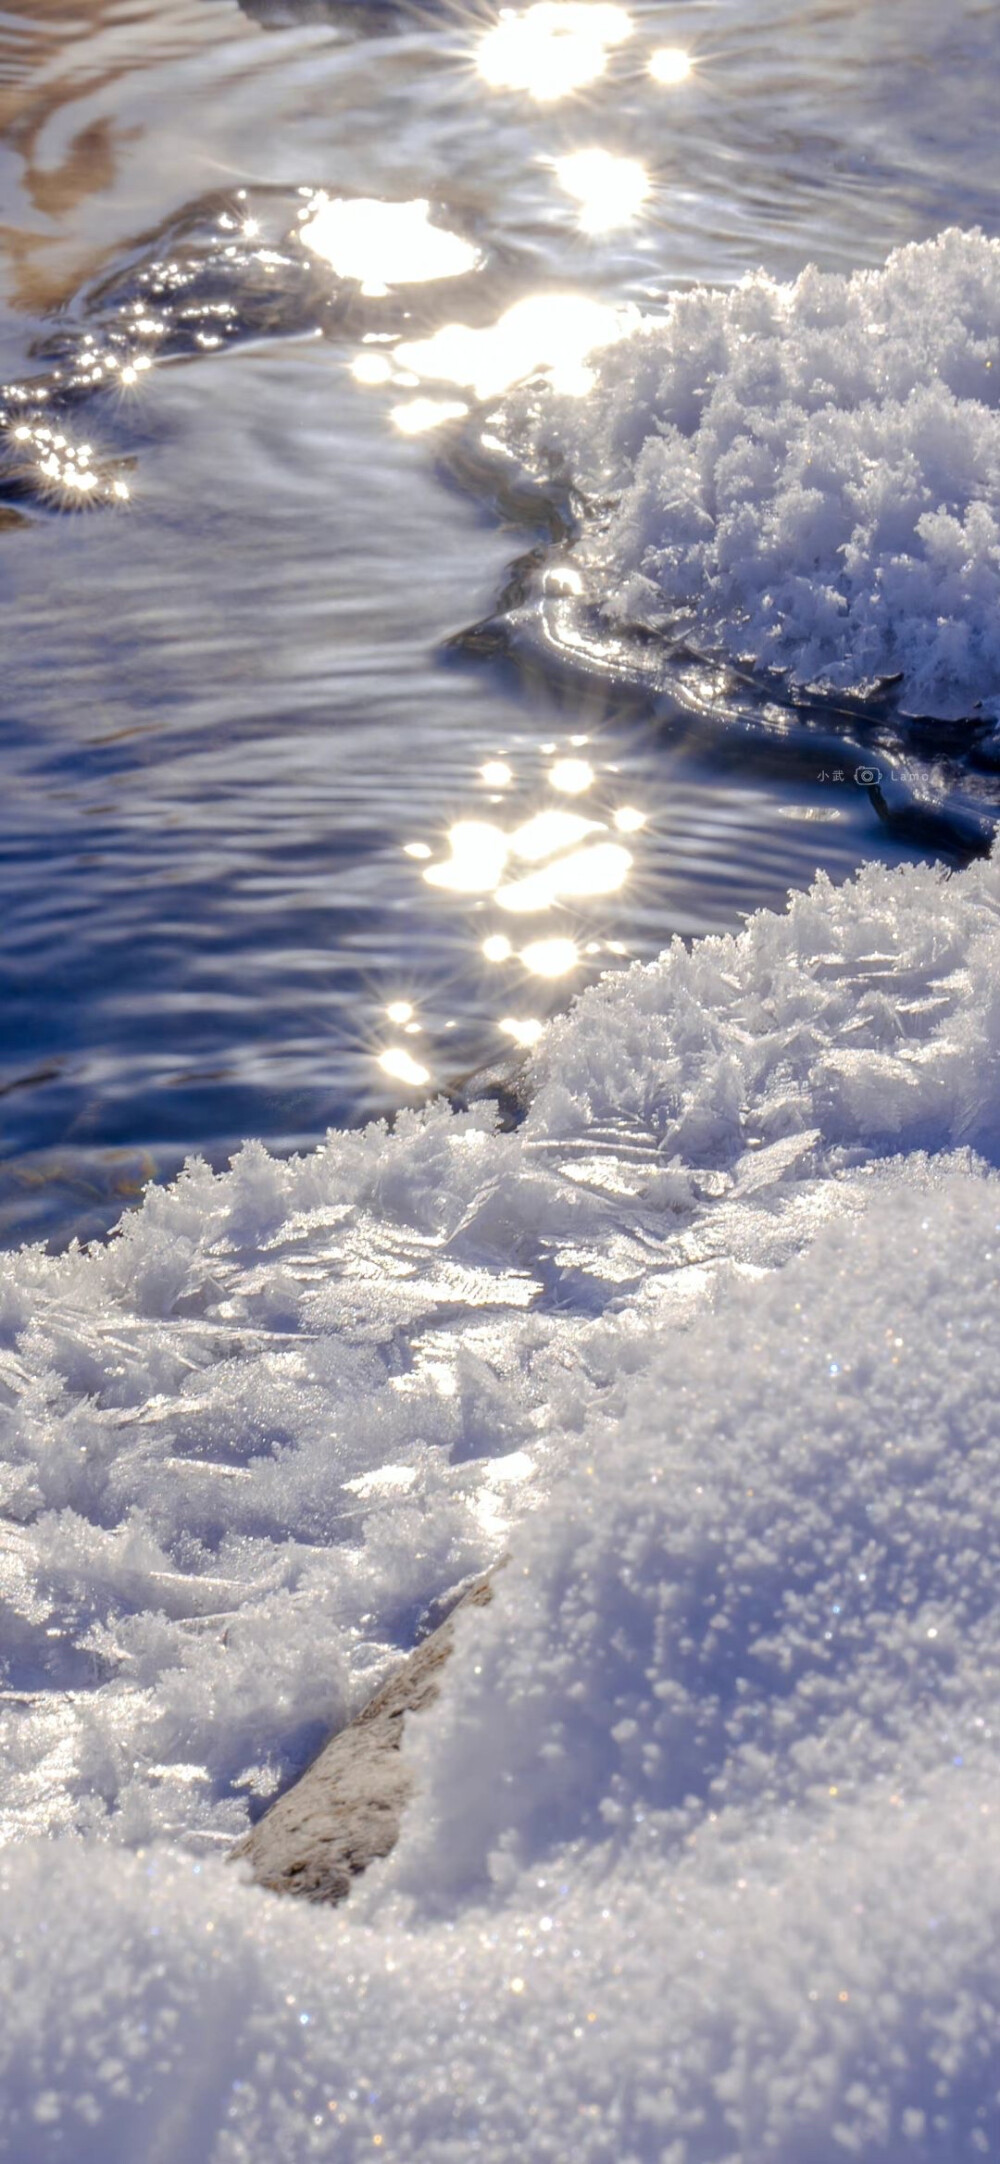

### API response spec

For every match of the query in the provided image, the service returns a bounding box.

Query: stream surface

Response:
[2,0,999,1247]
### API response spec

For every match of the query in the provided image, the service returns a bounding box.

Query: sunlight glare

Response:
[379,1046,431,1088]
[499,1016,546,1047]
[395,292,630,401]
[300,196,480,294]
[540,840,631,896]
[649,45,693,85]
[549,756,595,793]
[391,397,469,435]
[545,564,584,595]
[553,148,649,233]
[496,840,631,911]
[477,3,632,102]
[351,352,395,385]
[424,821,510,892]
[511,808,598,860]
[520,936,580,977]
[495,868,565,913]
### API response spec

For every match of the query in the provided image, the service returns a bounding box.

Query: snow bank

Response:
[495,229,1000,719]
[395,1162,1000,1899]
[3,847,1000,2156]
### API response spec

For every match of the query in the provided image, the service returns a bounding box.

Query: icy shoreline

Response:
[493,229,1000,726]
[2,846,1000,2156]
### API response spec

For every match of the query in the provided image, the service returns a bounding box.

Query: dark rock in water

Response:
[445,1046,532,1130]
[229,1571,495,1903]
[866,779,992,862]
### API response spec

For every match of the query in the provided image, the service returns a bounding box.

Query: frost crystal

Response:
[498,229,1000,717]
[3,848,1000,2157]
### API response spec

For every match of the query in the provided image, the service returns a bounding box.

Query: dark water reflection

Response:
[1,0,999,1245]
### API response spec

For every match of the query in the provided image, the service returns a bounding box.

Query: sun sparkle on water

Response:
[378,1046,431,1088]
[422,790,633,907]
[510,809,598,859]
[476,2,632,103]
[424,820,511,893]
[549,756,594,793]
[391,397,469,436]
[299,196,480,295]
[394,292,631,401]
[520,936,580,978]
[495,840,632,912]
[648,45,693,85]
[379,755,648,1093]
[553,147,650,233]
[351,353,395,386]
[499,1016,546,1047]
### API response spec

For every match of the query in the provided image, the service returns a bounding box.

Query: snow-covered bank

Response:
[3,847,1000,2156]
[493,230,1000,722]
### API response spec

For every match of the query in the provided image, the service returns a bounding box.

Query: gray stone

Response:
[229,1571,495,1904]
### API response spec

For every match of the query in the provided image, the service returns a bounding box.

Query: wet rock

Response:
[444,1046,532,1130]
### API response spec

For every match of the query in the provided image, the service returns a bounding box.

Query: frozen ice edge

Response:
[492,228,1000,734]
[3,846,1000,2157]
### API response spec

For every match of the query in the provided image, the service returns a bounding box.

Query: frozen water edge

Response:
[493,229,1000,730]
[3,847,1000,2156]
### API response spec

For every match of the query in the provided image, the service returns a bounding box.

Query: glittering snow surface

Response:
[496,229,1000,719]
[4,849,1000,2158]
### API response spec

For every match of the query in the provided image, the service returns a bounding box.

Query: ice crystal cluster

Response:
[499,229,1000,718]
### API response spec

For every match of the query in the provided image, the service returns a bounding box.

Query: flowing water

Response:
[3,0,1000,1248]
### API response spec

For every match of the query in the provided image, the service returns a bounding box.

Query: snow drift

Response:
[2,846,1000,2157]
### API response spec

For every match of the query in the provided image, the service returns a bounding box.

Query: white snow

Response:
[3,846,1000,2157]
[494,229,1000,718]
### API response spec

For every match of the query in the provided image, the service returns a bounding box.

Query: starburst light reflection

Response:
[394,292,631,401]
[476,3,632,102]
[552,147,650,233]
[649,45,694,85]
[299,196,480,296]
[376,748,650,1099]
